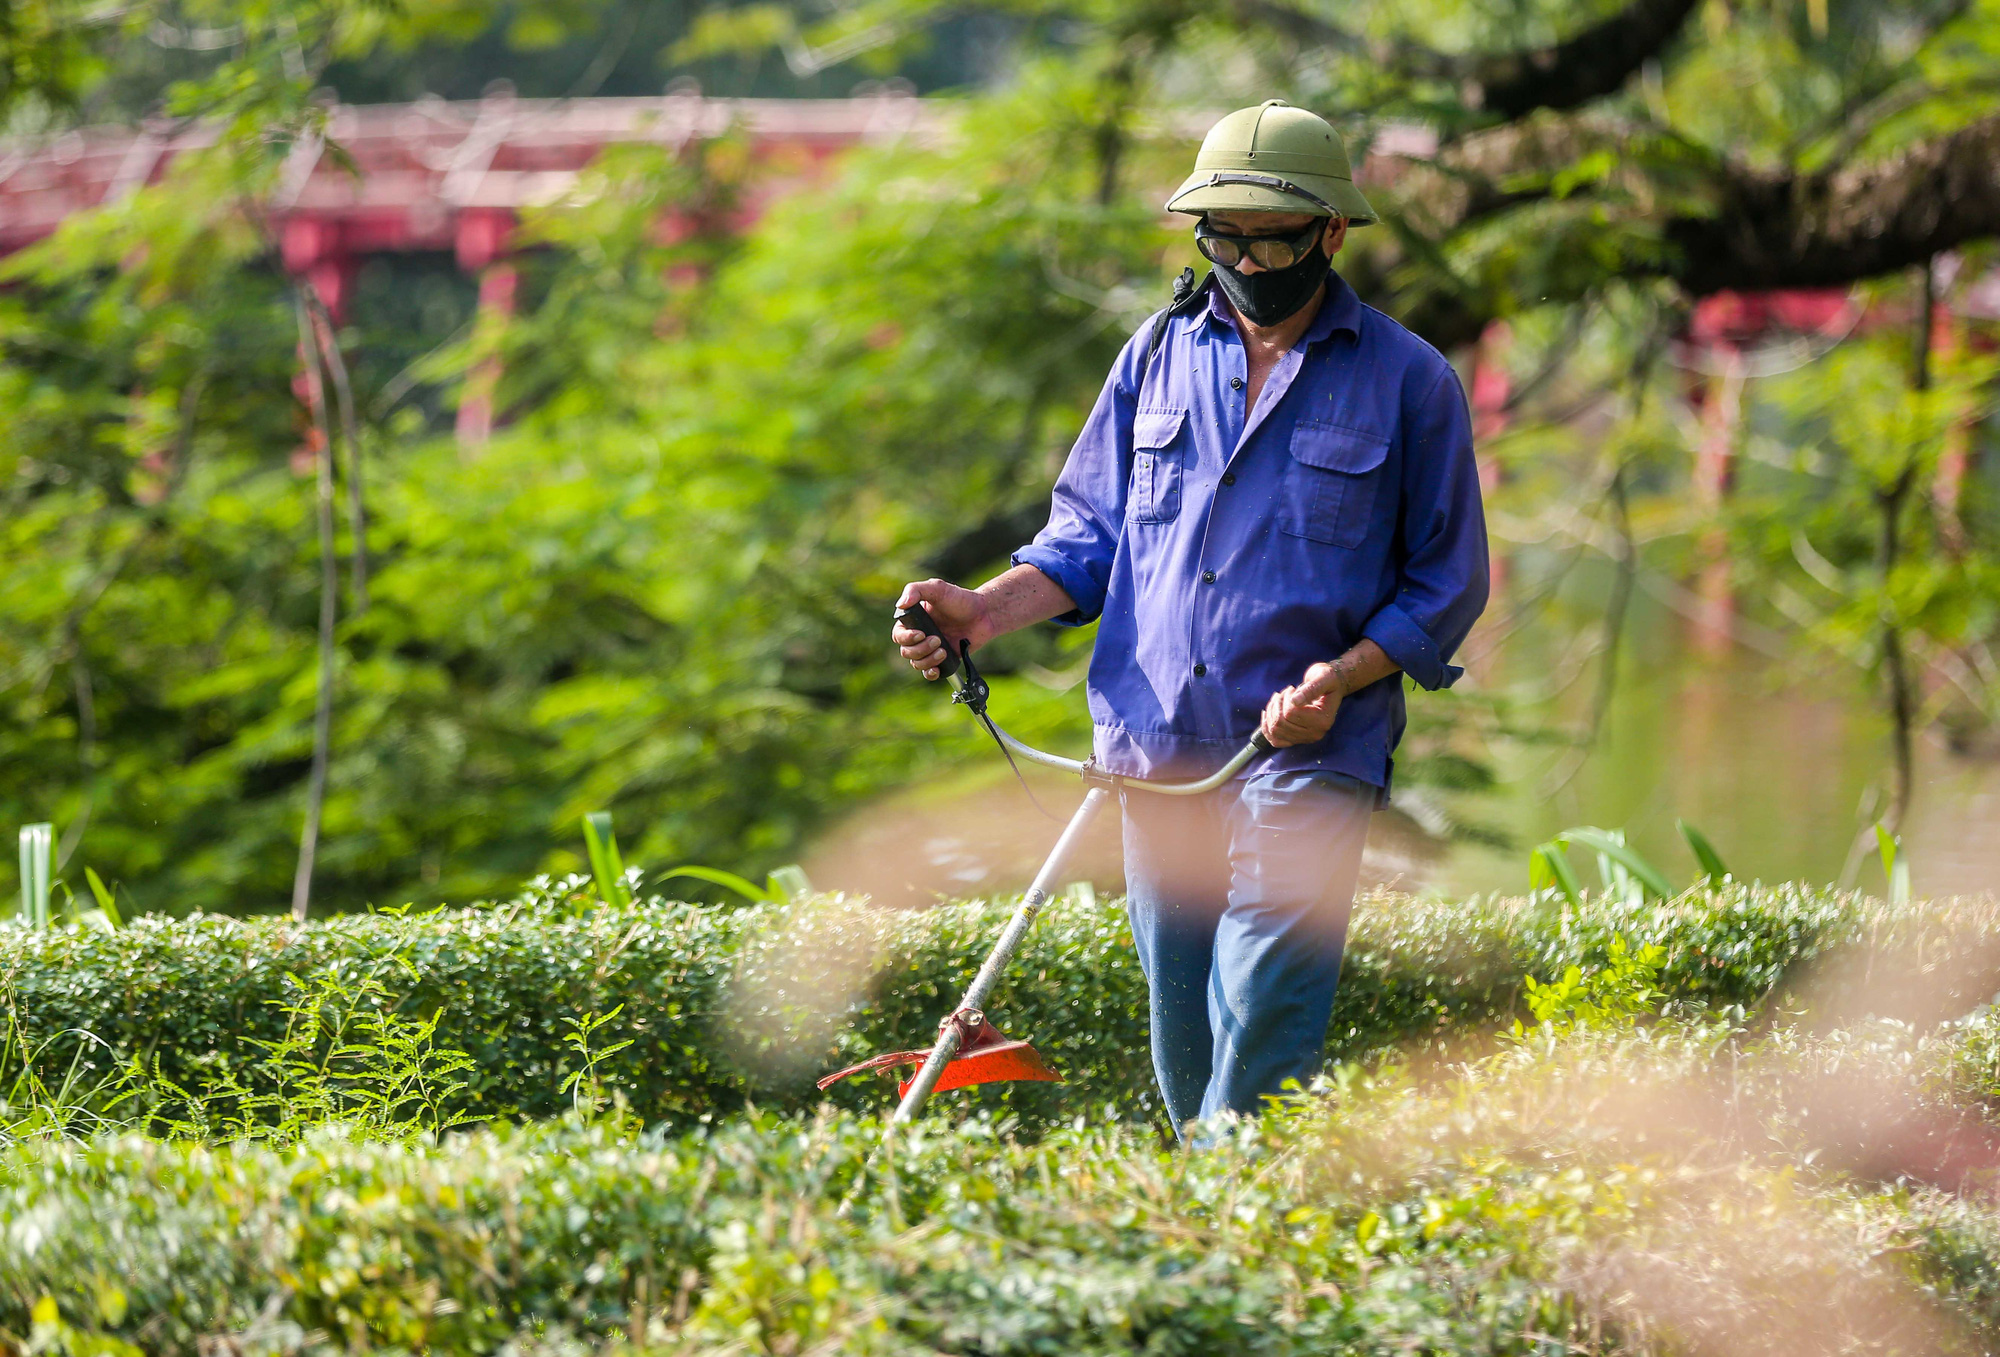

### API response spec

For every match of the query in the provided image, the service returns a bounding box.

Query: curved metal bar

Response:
[981,716,1089,775]
[1125,737,1266,796]
[975,701,1269,796]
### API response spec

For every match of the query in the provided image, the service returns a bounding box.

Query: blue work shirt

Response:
[1012,270,1488,797]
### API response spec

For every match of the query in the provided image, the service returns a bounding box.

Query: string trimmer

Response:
[819,604,1273,1125]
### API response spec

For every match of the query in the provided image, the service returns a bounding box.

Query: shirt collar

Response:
[1186,268,1363,345]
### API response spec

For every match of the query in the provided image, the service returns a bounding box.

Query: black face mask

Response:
[1210,240,1328,328]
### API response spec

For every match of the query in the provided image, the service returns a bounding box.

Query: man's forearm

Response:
[1317,638,1399,699]
[974,564,1077,641]
[1261,639,1401,747]
[894,565,1076,679]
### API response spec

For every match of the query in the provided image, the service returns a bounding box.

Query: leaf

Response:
[1529,843,1584,909]
[1561,828,1675,901]
[766,864,815,906]
[1875,824,1911,906]
[582,812,631,909]
[1872,820,1900,894]
[84,867,123,927]
[1677,820,1730,886]
[659,865,775,905]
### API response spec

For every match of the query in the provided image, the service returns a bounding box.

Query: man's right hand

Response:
[893,579,992,681]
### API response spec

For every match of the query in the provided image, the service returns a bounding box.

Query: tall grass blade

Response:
[1874,822,1910,905]
[1677,819,1730,885]
[582,812,632,908]
[658,865,774,904]
[83,868,122,927]
[18,824,52,929]
[1562,827,1675,900]
[1529,843,1584,908]
[766,864,814,906]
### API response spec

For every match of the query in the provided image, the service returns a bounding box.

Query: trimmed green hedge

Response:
[0,879,1972,1128]
[5,1029,2000,1356]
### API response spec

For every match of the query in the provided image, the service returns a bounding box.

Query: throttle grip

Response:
[895,604,961,679]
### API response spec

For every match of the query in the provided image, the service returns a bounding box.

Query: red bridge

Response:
[0,91,940,301]
[0,91,943,440]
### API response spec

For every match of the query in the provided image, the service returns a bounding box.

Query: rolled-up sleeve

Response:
[1361,362,1489,690]
[1010,324,1151,625]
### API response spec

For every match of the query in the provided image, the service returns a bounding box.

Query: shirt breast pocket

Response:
[1130,407,1188,524]
[1283,419,1390,548]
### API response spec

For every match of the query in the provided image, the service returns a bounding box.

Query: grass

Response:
[5,1012,2000,1354]
[0,877,1962,1133]
[1,882,1999,1353]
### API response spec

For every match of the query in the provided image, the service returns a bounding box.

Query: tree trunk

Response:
[1875,260,1935,834]
[304,287,368,613]
[292,293,340,922]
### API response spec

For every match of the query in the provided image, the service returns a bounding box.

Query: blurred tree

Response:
[691,0,2000,825]
[4,0,1999,913]
[690,0,2000,348]
[0,17,1181,910]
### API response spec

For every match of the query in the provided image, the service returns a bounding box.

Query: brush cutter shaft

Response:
[893,600,1270,792]
[978,710,1269,794]
[891,785,1113,1124]
[872,605,1275,1130]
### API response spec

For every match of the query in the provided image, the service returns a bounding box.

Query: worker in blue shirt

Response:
[894,100,1489,1134]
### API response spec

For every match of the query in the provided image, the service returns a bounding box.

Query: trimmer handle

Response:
[895,603,961,680]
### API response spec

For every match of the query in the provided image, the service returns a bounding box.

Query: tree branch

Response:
[1235,0,1700,122]
[291,291,340,923]
[1667,111,2000,295]
[1466,0,1700,120]
[1365,109,2000,351]
[302,285,368,614]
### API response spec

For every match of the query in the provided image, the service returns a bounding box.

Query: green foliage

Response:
[582,812,633,910]
[1737,331,2000,746]
[14,825,49,929]
[0,1010,136,1146]
[79,867,119,928]
[1,58,1182,914]
[557,1005,636,1119]
[1876,821,1913,906]
[1526,838,1585,907]
[1678,818,1732,886]
[658,863,815,905]
[151,945,480,1145]
[1528,826,1673,907]
[7,0,1998,925]
[1518,936,1665,1037]
[0,880,1962,1133]
[5,1024,2000,1355]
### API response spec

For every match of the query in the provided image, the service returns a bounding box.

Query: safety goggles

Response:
[1195,216,1331,271]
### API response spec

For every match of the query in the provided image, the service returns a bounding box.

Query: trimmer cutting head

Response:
[819,1010,1061,1098]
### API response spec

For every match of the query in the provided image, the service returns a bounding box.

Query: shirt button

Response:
[1193,663,1207,677]
[1221,472,1236,486]
[1229,376,1244,390]
[1201,570,1216,584]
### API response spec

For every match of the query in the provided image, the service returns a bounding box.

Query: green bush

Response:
[5,1025,2000,1356]
[0,878,1975,1130]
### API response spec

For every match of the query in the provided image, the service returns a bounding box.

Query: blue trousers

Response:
[1122,771,1372,1131]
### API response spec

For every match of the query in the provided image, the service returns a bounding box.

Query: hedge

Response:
[0,878,1986,1130]
[5,1024,2000,1356]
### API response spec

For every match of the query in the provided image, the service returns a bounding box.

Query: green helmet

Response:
[1165,100,1375,225]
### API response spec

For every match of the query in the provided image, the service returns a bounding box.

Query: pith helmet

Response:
[1165,100,1375,224]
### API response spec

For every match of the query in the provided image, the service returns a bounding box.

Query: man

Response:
[894,100,1488,1132]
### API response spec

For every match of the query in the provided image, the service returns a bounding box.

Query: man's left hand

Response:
[1260,661,1349,748]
